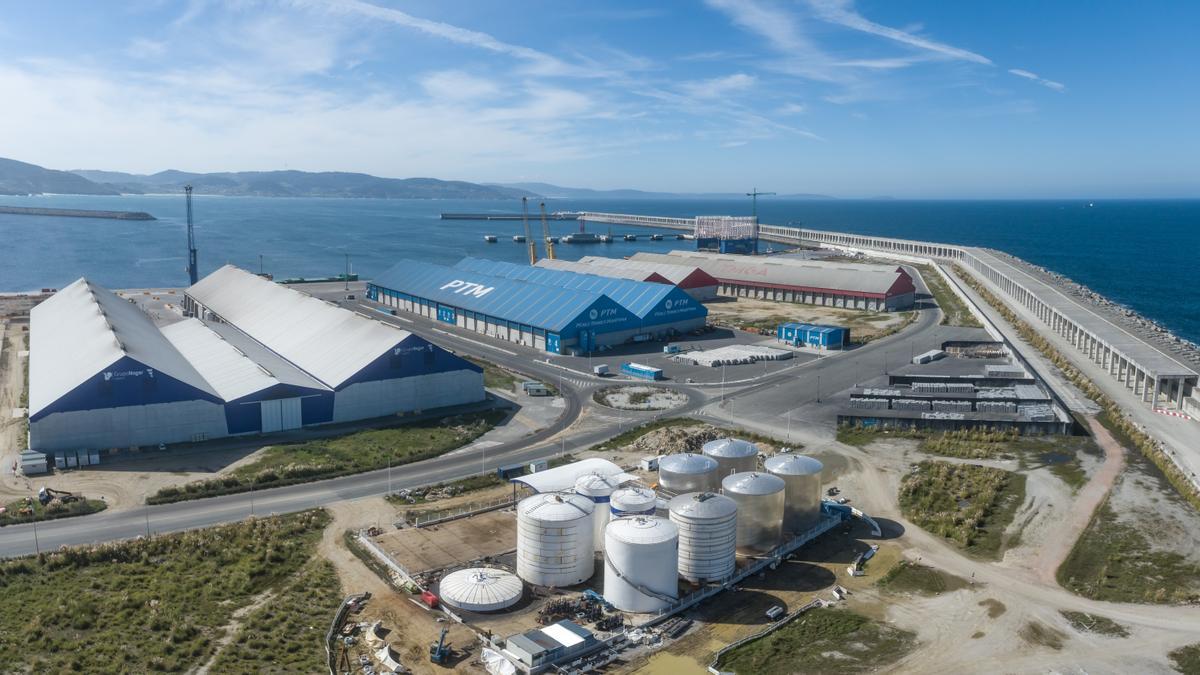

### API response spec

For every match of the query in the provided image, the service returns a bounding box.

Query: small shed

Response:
[19,450,49,476]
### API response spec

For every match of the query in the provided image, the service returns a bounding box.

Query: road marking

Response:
[432,329,517,355]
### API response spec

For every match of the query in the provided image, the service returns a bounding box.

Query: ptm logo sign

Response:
[440,280,495,298]
[588,309,599,320]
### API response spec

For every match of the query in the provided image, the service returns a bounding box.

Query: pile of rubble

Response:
[626,424,783,456]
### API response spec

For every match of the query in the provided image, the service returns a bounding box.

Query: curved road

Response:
[0,285,946,557]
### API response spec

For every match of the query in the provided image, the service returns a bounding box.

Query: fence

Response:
[706,599,827,673]
[403,494,517,528]
[325,592,369,675]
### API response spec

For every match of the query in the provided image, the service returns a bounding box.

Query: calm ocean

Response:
[1,194,1197,344]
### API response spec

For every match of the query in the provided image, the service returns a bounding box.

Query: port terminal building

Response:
[368,259,707,354]
[573,256,719,301]
[629,251,916,311]
[28,267,483,452]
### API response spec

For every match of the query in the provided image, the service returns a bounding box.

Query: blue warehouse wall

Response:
[563,295,640,340]
[340,333,482,389]
[31,355,222,422]
[223,383,334,434]
[640,287,707,327]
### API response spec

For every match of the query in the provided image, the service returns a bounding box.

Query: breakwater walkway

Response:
[0,205,156,220]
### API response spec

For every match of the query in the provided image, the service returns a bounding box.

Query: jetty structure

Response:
[0,205,155,220]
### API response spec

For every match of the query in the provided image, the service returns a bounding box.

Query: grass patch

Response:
[464,356,521,392]
[1019,620,1066,650]
[899,460,1027,559]
[1059,610,1129,638]
[836,424,926,448]
[0,509,329,672]
[343,530,399,590]
[1169,643,1200,674]
[915,264,981,328]
[593,417,709,453]
[716,607,916,675]
[978,598,1007,618]
[1057,501,1200,604]
[207,559,343,673]
[877,560,968,595]
[919,428,1019,459]
[149,410,504,504]
[0,496,107,527]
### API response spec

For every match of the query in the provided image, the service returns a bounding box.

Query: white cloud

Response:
[1009,68,1065,91]
[419,70,501,101]
[806,0,992,65]
[704,0,843,82]
[125,38,166,59]
[778,102,807,115]
[679,73,757,99]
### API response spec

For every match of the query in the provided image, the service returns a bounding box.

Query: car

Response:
[765,605,785,620]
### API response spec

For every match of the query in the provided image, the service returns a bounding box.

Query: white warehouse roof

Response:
[29,278,217,417]
[512,457,635,493]
[187,265,410,389]
[160,319,289,402]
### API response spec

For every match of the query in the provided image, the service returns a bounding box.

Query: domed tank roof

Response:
[575,473,620,496]
[518,492,594,521]
[702,438,758,458]
[764,454,824,476]
[606,516,679,545]
[659,453,719,475]
[721,471,785,496]
[668,491,738,520]
[439,567,523,612]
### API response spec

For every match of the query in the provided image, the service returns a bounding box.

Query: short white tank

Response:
[575,473,620,552]
[516,493,595,587]
[668,492,738,583]
[438,567,523,612]
[610,486,657,517]
[658,453,719,493]
[603,516,679,613]
[721,472,785,553]
[702,438,759,478]
[764,454,824,533]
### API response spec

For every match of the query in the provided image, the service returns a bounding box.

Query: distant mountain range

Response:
[0,156,835,201]
[490,182,834,200]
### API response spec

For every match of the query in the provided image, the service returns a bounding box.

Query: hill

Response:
[0,158,120,196]
[70,167,536,199]
[491,182,834,200]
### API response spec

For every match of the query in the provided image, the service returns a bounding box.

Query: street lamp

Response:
[817,375,821,403]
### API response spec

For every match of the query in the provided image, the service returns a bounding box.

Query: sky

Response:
[0,0,1196,198]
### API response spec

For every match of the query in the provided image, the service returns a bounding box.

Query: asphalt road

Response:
[0,284,946,557]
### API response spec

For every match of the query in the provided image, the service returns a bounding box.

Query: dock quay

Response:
[441,212,579,221]
[0,205,156,220]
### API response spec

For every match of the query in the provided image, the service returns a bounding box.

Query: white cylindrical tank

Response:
[668,492,738,583]
[438,567,523,612]
[702,438,759,478]
[610,486,657,517]
[575,473,620,551]
[721,472,785,553]
[658,453,719,493]
[516,493,595,587]
[603,516,679,613]
[764,454,824,533]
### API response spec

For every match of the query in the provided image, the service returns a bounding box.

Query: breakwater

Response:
[0,205,156,220]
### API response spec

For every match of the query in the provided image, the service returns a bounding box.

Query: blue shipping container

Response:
[621,362,663,380]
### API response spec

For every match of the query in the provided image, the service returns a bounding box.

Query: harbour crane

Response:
[540,202,557,260]
[746,187,775,219]
[185,185,198,285]
[522,197,538,265]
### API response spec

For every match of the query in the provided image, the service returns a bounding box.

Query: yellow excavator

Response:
[522,197,538,265]
[540,202,557,260]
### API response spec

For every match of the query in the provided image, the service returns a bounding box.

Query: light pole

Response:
[786,409,792,442]
[32,515,40,555]
[250,480,255,517]
[388,455,393,496]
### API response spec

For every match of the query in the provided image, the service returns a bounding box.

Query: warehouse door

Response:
[261,398,304,433]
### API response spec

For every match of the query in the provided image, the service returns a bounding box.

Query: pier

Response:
[0,205,156,221]
[440,212,579,221]
[577,212,693,231]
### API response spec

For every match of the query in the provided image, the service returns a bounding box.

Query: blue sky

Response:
[0,0,1196,197]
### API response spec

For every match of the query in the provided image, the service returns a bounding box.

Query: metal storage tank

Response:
[702,438,759,478]
[438,567,523,612]
[603,516,679,613]
[668,492,738,583]
[721,472,785,553]
[610,486,657,517]
[575,473,620,552]
[658,453,719,493]
[764,454,824,533]
[516,493,595,587]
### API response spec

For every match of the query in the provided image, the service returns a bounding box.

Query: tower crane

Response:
[746,187,775,219]
[522,197,538,265]
[540,202,557,260]
[185,185,198,285]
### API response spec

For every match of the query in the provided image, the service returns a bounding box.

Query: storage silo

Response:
[668,492,738,583]
[702,438,759,478]
[603,516,679,613]
[720,472,785,553]
[764,454,824,533]
[438,567,523,613]
[516,493,595,587]
[575,473,621,551]
[658,453,719,493]
[610,486,657,517]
